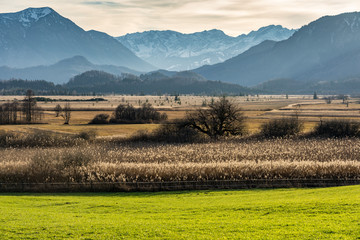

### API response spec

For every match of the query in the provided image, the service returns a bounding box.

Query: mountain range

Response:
[0,7,154,71]
[2,7,360,94]
[0,56,141,84]
[117,26,295,71]
[195,12,360,89]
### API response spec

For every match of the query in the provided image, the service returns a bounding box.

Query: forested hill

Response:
[66,70,257,95]
[0,70,258,95]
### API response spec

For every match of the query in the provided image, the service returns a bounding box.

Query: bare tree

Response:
[54,104,62,117]
[12,100,19,124]
[22,90,36,123]
[185,96,246,139]
[61,103,71,124]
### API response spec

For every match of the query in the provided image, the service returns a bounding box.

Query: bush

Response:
[89,114,109,124]
[260,118,303,138]
[129,120,204,143]
[0,130,86,148]
[312,119,360,138]
[76,130,97,141]
[0,130,15,147]
[153,121,204,143]
[110,103,167,124]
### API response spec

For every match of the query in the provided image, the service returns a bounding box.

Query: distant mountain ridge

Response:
[0,7,154,71]
[117,25,296,70]
[195,12,360,88]
[0,70,258,95]
[66,70,258,95]
[0,56,141,84]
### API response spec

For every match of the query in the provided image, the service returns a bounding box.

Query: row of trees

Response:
[0,90,43,124]
[0,90,72,125]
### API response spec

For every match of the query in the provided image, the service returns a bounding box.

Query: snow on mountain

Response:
[117,25,296,71]
[194,12,360,87]
[1,7,52,27]
[0,7,154,71]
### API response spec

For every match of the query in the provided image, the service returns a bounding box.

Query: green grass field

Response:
[1,186,359,239]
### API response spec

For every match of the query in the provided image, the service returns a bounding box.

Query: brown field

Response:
[2,94,358,136]
[1,94,360,184]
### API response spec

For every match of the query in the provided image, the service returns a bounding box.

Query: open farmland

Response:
[1,95,360,136]
[1,186,359,239]
[1,94,360,187]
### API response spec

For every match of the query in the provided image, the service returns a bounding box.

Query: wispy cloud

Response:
[81,1,123,6]
[2,0,360,36]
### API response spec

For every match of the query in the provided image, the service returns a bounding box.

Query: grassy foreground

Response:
[0,186,359,239]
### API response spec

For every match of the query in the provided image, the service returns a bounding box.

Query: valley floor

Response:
[0,186,359,239]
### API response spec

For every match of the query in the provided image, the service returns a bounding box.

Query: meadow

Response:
[1,94,358,136]
[1,94,360,185]
[0,186,359,239]
[1,94,360,239]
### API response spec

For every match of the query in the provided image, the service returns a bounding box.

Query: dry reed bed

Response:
[1,138,360,183]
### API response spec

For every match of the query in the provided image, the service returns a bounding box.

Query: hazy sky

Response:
[1,0,360,36]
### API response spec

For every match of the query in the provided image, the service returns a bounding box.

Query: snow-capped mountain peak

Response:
[0,7,154,71]
[1,7,54,27]
[117,26,296,71]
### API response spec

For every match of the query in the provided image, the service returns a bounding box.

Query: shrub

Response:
[0,130,84,148]
[129,120,204,143]
[76,130,97,141]
[152,121,204,143]
[260,118,303,138]
[0,130,15,147]
[312,119,360,138]
[89,114,110,124]
[110,103,167,124]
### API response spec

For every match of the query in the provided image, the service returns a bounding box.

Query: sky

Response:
[1,0,360,36]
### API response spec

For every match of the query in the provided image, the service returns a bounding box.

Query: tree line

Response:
[0,90,43,124]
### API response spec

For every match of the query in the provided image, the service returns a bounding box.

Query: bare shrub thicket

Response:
[312,119,360,138]
[260,118,303,138]
[110,103,167,124]
[1,138,360,183]
[129,120,205,143]
[89,114,110,124]
[76,130,97,141]
[0,130,86,148]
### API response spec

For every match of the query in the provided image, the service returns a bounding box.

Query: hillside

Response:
[0,56,141,84]
[65,70,256,95]
[0,70,258,95]
[195,12,360,88]
[0,7,154,71]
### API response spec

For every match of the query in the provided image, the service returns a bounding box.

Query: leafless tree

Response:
[54,104,62,117]
[22,90,36,123]
[185,96,246,139]
[61,103,71,125]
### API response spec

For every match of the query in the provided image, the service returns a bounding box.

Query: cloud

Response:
[81,1,123,6]
[2,0,360,36]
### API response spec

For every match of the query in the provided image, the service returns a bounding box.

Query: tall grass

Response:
[1,138,360,183]
[0,129,90,148]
